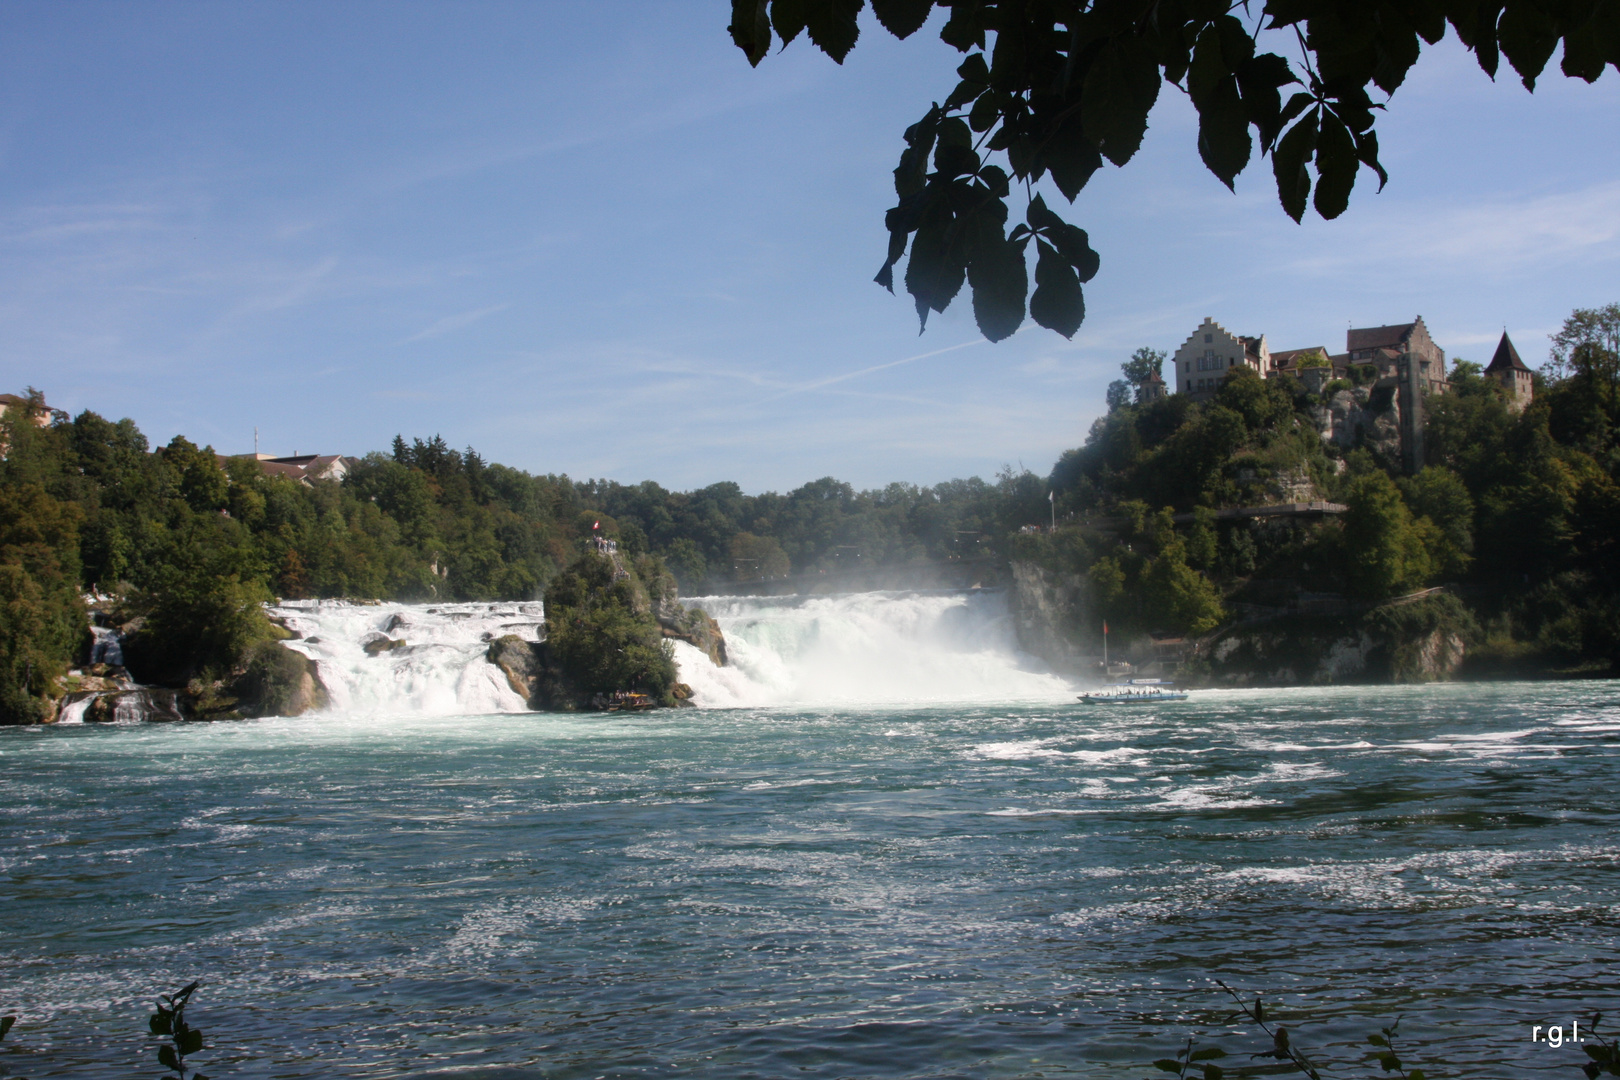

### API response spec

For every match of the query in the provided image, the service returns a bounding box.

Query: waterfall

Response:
[670,589,1072,708]
[89,625,124,666]
[271,600,545,717]
[240,591,1074,718]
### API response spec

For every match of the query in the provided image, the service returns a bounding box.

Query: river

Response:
[1,592,1615,1078]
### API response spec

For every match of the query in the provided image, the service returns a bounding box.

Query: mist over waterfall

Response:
[271,601,545,716]
[671,589,1072,708]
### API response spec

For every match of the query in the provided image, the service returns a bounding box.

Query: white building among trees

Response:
[1172,317,1270,399]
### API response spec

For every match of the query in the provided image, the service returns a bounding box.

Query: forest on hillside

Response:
[0,400,1045,720]
[1025,304,1620,670]
[1,304,1615,720]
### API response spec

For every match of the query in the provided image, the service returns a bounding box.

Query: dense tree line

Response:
[0,402,1045,719]
[1037,303,1620,669]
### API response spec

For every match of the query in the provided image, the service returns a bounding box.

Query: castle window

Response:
[1204,333,1213,343]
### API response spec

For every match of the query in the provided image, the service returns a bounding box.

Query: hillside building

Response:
[1173,318,1270,399]
[1484,331,1534,411]
[1346,316,1449,396]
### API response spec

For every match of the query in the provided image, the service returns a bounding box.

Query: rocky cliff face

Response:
[1201,605,1466,685]
[1007,561,1094,675]
[1008,556,1468,686]
[1310,384,1405,469]
[654,598,727,667]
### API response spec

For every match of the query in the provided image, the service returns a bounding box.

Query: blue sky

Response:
[2,3,1616,492]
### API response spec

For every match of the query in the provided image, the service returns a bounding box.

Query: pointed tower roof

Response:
[1485,332,1531,374]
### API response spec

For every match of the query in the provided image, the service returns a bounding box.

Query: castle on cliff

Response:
[1169,316,1533,471]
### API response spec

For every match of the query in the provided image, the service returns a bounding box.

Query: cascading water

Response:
[670,588,1073,707]
[265,589,1071,717]
[271,600,546,716]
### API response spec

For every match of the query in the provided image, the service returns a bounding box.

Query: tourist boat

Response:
[1078,678,1189,705]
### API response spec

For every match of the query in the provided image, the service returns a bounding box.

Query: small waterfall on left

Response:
[270,600,547,716]
[57,623,184,724]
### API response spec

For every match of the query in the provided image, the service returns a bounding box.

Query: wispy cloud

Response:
[747,336,990,407]
[397,303,509,345]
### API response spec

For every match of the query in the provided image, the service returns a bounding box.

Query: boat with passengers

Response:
[1078,678,1189,705]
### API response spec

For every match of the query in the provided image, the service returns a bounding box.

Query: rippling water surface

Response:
[3,682,1618,1078]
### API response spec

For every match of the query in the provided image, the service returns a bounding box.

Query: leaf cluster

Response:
[148,981,208,1080]
[733,0,1618,340]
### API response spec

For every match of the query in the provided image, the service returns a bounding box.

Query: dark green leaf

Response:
[935,144,980,178]
[870,0,933,39]
[1408,1070,1425,1080]
[895,108,940,196]
[1376,1050,1399,1070]
[1368,1034,1388,1047]
[968,231,1027,342]
[945,78,984,109]
[802,0,864,63]
[771,0,807,47]
[1585,1063,1602,1080]
[905,220,966,329]
[1237,53,1296,147]
[728,0,772,66]
[150,1013,172,1036]
[1196,75,1250,188]
[1153,1060,1186,1074]
[1187,25,1228,108]
[1215,14,1255,68]
[874,228,905,291]
[1312,109,1357,219]
[1272,108,1318,222]
[1588,1045,1612,1061]
[1081,34,1161,166]
[957,51,989,85]
[978,164,1009,197]
[0,1015,13,1040]
[159,1044,179,1071]
[1560,18,1607,81]
[1039,118,1104,200]
[1498,0,1558,88]
[1190,1047,1227,1061]
[1466,2,1505,78]
[937,116,972,150]
[1027,195,1099,281]
[1201,1064,1224,1080]
[1278,90,1313,128]
[968,90,999,131]
[195,1074,210,1080]
[1029,240,1084,338]
[1352,127,1388,189]
[939,4,987,51]
[179,1028,204,1055]
[1053,225,1099,282]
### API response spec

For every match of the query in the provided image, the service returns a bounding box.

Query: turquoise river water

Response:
[2,601,1617,1078]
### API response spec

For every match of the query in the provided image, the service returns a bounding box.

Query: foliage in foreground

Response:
[732,1,1616,341]
[149,981,208,1080]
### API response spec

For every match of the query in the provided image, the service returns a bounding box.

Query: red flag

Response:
[1103,621,1109,635]
[592,520,600,530]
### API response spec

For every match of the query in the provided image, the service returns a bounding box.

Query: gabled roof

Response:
[1348,324,1409,351]
[1485,332,1531,374]
[0,393,30,407]
[1271,346,1330,368]
[1347,319,1422,353]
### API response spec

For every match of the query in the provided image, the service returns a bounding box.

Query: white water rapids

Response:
[265,589,1072,716]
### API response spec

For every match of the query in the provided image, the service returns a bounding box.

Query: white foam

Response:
[676,590,1074,708]
[270,600,541,717]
